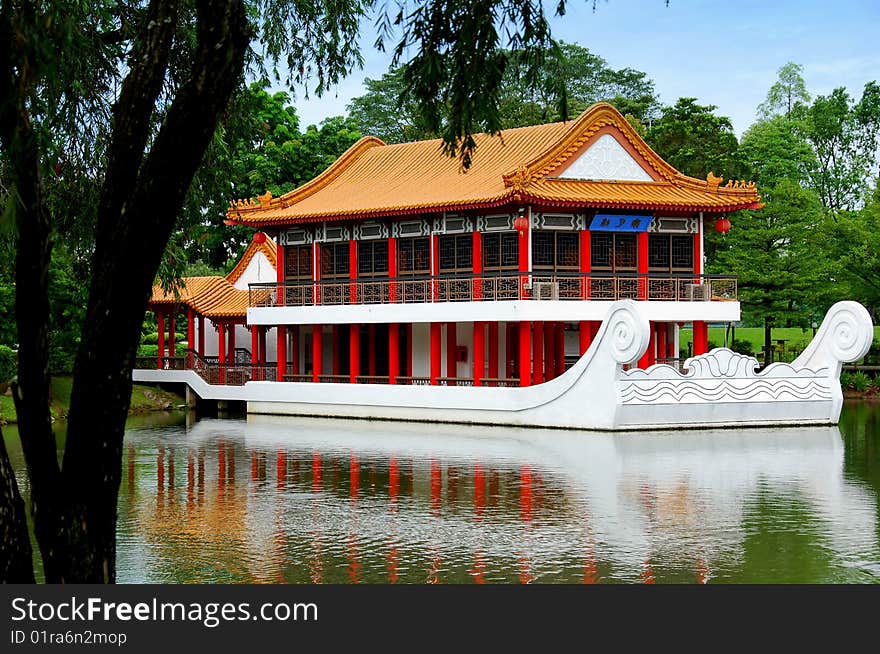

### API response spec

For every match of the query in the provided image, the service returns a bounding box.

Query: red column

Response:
[694,230,702,275]
[251,326,259,364]
[276,325,287,381]
[406,323,413,377]
[389,323,399,385]
[506,323,515,378]
[657,323,668,361]
[312,242,321,305]
[157,310,165,368]
[473,321,484,386]
[472,231,482,300]
[312,325,323,382]
[258,327,267,364]
[637,231,649,300]
[693,321,709,356]
[580,229,591,299]
[579,320,591,355]
[518,213,530,298]
[217,322,226,384]
[290,327,299,376]
[368,324,376,376]
[349,323,360,383]
[332,325,340,376]
[430,322,441,385]
[638,322,652,369]
[349,240,358,304]
[187,309,195,365]
[197,314,205,357]
[544,322,556,380]
[276,242,286,307]
[446,322,457,381]
[556,322,565,374]
[532,321,544,385]
[227,322,236,359]
[388,237,398,303]
[518,322,531,386]
[168,311,176,358]
[430,234,439,302]
[488,322,499,380]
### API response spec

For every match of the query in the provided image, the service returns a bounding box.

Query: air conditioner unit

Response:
[533,281,559,300]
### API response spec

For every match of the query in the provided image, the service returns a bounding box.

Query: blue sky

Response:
[289,0,880,136]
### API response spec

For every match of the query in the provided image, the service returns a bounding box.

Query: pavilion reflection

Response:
[122,415,877,584]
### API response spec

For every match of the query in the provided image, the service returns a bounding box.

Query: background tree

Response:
[757,61,811,119]
[0,0,601,583]
[646,97,746,180]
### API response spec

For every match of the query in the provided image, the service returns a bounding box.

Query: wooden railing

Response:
[249,273,737,308]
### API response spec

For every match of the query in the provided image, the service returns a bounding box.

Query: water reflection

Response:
[114,412,880,584]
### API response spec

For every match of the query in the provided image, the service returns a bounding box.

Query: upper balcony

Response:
[249,272,737,308]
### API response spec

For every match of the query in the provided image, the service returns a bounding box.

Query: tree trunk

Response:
[0,427,34,582]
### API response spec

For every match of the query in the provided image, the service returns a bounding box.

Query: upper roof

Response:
[149,234,276,319]
[226,103,761,227]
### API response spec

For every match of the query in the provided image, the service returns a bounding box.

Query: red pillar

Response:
[488,322,499,380]
[472,231,482,300]
[406,323,413,377]
[388,237,398,303]
[389,323,399,385]
[312,242,321,305]
[518,322,531,386]
[506,323,515,378]
[580,228,591,299]
[473,321,484,386]
[694,230,702,276]
[349,240,358,304]
[544,322,556,380]
[312,325,323,382]
[276,242,286,306]
[187,308,195,363]
[349,324,360,383]
[532,321,544,385]
[227,323,236,360]
[368,324,376,376]
[197,314,205,357]
[637,231,649,300]
[217,322,226,384]
[169,311,176,357]
[251,326,259,364]
[157,310,165,368]
[430,234,440,302]
[579,320,591,356]
[693,321,709,356]
[258,328,267,364]
[556,322,565,374]
[430,322,441,385]
[657,323,668,361]
[446,322,457,381]
[332,325,340,376]
[639,321,656,369]
[276,325,287,381]
[290,327,299,376]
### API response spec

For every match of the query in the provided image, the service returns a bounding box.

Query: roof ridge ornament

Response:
[503,165,534,191]
[706,171,723,189]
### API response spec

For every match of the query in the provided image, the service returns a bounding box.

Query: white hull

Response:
[133,300,874,431]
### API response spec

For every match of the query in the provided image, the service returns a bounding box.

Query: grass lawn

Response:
[678,326,880,359]
[0,377,183,424]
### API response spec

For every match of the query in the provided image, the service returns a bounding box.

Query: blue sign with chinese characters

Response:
[589,214,652,232]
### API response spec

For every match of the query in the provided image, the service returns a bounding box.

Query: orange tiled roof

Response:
[149,276,249,319]
[226,103,761,226]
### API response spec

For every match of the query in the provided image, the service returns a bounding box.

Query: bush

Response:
[840,371,854,390]
[731,339,754,356]
[0,345,16,384]
[850,371,872,393]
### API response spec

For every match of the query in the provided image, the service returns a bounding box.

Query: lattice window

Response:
[532,232,554,267]
[590,233,613,270]
[648,234,670,270]
[671,235,694,271]
[320,242,349,279]
[358,240,388,277]
[482,231,518,271]
[284,245,312,280]
[398,237,431,276]
[614,234,637,270]
[439,234,472,273]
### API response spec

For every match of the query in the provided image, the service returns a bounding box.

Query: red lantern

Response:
[252,231,267,244]
[513,214,529,236]
[714,217,731,233]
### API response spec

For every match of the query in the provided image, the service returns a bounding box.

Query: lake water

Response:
[6,401,880,583]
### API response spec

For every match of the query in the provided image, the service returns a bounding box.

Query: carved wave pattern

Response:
[620,378,834,405]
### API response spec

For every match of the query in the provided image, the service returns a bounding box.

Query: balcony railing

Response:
[249,273,737,308]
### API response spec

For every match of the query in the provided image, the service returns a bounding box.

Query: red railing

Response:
[249,273,737,308]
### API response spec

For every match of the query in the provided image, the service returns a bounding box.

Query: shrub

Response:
[840,371,854,390]
[850,371,872,393]
[0,345,16,384]
[731,339,754,356]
